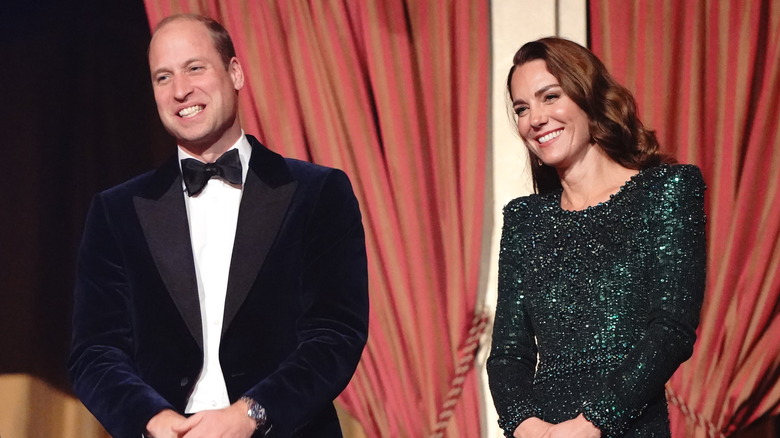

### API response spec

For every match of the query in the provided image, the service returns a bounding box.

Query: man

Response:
[68,14,368,438]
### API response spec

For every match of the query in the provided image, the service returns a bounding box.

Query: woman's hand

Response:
[513,417,553,438]
[541,414,601,438]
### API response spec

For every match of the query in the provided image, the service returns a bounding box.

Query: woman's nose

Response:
[529,106,548,129]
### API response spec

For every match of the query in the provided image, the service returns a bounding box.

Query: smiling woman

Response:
[505,38,667,198]
[487,37,707,438]
[509,59,594,184]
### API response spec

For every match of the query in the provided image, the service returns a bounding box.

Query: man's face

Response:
[148,19,244,152]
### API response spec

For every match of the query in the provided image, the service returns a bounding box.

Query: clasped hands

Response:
[514,414,601,438]
[145,400,256,438]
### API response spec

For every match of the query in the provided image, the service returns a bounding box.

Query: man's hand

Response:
[172,400,256,438]
[146,409,187,438]
[541,413,601,438]
[513,416,553,438]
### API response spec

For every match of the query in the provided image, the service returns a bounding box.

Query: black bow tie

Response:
[181,148,243,196]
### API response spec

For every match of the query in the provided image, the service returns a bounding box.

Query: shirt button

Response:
[180,377,189,387]
[211,401,217,407]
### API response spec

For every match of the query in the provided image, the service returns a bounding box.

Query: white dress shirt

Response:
[177,133,252,413]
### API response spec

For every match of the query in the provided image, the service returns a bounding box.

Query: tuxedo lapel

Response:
[131,137,296,344]
[133,160,203,350]
[222,136,298,336]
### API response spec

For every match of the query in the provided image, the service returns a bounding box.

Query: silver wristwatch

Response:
[240,396,269,434]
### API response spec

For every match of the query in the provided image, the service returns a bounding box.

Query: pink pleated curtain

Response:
[590,1,780,437]
[143,2,490,437]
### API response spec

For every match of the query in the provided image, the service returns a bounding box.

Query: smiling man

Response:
[69,14,369,438]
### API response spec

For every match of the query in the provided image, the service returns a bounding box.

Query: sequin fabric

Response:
[487,164,706,437]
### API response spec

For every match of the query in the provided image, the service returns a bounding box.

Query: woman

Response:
[487,37,706,438]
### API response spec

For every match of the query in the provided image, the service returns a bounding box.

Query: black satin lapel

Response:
[134,178,203,350]
[222,170,298,336]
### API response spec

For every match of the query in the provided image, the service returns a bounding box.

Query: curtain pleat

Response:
[144,2,490,437]
[590,1,780,437]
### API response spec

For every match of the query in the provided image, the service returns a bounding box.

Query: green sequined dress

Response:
[487,164,706,437]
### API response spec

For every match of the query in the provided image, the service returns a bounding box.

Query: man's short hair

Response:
[152,14,236,68]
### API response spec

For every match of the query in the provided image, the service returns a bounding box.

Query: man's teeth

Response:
[179,105,203,117]
[538,130,562,143]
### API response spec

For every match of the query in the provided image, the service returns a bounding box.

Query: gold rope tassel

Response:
[429,311,490,438]
[665,384,725,438]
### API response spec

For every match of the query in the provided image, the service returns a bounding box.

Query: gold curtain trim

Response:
[666,383,725,438]
[429,310,490,437]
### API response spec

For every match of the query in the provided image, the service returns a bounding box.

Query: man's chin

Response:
[167,128,211,147]
[174,135,214,154]
[167,123,238,154]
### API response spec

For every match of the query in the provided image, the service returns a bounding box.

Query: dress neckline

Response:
[553,168,647,214]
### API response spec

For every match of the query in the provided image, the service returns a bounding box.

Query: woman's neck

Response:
[557,150,638,211]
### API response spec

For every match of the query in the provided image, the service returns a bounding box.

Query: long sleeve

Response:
[68,194,176,438]
[487,199,542,437]
[581,166,707,436]
[243,168,369,437]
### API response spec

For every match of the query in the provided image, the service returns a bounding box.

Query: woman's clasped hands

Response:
[514,414,601,438]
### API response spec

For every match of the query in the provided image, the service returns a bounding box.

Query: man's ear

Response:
[229,57,245,91]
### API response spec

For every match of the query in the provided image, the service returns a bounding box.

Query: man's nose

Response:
[173,76,193,101]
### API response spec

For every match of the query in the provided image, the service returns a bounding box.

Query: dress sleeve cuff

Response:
[581,395,638,437]
[498,402,542,437]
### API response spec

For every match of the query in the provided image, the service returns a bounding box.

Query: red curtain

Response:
[143,2,490,437]
[590,1,780,436]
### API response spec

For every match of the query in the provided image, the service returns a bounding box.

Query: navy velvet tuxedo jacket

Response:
[68,135,369,438]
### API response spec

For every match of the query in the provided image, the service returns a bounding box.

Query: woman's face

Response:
[510,59,594,170]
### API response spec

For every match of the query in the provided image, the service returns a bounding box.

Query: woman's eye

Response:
[514,106,528,116]
[544,93,559,102]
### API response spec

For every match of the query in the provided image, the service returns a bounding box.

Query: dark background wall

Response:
[0,0,172,392]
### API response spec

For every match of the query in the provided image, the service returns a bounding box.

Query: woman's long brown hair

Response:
[507,37,671,194]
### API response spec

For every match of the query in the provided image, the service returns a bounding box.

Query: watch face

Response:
[242,397,266,427]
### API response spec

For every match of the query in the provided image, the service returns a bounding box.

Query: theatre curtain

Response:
[144,2,490,437]
[590,1,780,437]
